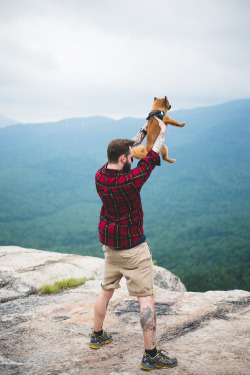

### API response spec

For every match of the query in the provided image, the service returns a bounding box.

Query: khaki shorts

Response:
[101,241,154,297]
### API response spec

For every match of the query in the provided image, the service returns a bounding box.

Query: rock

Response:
[0,280,249,375]
[0,246,104,303]
[0,246,186,303]
[153,265,186,292]
[0,246,249,374]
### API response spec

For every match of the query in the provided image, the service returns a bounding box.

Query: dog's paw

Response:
[180,122,186,127]
[164,158,176,163]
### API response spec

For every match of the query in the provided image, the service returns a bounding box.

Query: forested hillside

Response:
[0,99,249,291]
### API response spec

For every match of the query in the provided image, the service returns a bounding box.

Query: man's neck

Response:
[107,162,123,170]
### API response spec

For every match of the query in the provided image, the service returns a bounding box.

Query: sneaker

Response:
[141,349,177,370]
[90,331,112,349]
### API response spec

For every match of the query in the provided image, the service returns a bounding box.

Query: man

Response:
[90,117,177,370]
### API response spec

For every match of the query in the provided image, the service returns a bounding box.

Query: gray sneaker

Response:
[90,331,112,349]
[141,349,177,370]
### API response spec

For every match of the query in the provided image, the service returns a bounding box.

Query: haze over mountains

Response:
[0,99,249,292]
[0,114,19,128]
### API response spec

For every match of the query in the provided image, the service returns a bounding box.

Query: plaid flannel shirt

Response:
[95,149,160,248]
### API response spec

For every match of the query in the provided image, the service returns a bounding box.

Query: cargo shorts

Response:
[101,241,154,297]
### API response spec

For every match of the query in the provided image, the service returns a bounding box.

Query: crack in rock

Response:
[160,297,250,341]
[114,300,174,317]
[0,281,37,304]
[0,277,9,287]
[18,255,84,273]
[19,259,67,273]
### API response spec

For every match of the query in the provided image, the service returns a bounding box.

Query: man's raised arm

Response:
[132,117,167,153]
[132,121,148,147]
[152,117,167,155]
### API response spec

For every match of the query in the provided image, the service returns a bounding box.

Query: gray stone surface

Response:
[0,246,250,375]
[0,246,186,303]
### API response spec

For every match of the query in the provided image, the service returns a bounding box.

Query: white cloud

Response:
[0,0,249,122]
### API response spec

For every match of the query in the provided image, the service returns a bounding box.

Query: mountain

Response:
[0,99,249,292]
[0,114,19,128]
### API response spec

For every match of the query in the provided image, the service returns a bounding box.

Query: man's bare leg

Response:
[138,295,156,350]
[94,288,114,331]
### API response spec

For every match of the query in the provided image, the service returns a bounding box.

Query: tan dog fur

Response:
[133,97,186,163]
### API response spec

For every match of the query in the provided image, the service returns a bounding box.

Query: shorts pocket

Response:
[119,243,151,270]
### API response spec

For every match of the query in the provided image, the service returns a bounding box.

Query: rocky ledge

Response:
[0,246,249,375]
[0,246,186,303]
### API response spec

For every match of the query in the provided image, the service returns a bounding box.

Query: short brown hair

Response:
[107,139,134,163]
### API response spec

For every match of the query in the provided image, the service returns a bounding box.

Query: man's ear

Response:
[120,154,126,163]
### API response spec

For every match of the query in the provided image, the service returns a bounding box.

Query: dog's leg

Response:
[161,144,175,163]
[163,115,185,127]
[132,145,148,160]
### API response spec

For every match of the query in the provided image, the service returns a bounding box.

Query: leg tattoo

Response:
[140,305,156,348]
[140,306,156,332]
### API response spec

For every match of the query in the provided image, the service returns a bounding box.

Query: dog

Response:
[133,96,186,163]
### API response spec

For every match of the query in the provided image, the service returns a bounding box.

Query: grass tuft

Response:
[40,277,87,294]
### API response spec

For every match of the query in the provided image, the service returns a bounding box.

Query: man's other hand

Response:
[154,116,167,131]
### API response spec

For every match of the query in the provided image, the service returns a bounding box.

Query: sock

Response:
[94,329,103,336]
[145,347,157,358]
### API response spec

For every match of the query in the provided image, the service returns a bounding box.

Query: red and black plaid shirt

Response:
[95,149,160,248]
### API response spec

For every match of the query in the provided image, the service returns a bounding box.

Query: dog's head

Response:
[152,96,171,113]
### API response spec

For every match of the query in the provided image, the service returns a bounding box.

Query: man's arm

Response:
[132,121,149,147]
[152,117,167,154]
[126,117,165,190]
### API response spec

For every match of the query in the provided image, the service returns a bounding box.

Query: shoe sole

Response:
[90,340,111,349]
[141,363,177,370]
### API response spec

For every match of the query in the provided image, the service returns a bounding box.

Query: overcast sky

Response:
[0,0,249,123]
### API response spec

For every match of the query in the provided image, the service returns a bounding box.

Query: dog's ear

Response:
[154,97,157,101]
[165,96,168,105]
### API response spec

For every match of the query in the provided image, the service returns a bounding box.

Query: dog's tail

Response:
[132,145,148,160]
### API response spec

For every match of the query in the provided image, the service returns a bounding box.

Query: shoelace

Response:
[157,349,172,363]
[158,349,169,355]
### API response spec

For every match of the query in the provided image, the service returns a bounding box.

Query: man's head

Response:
[107,139,134,172]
